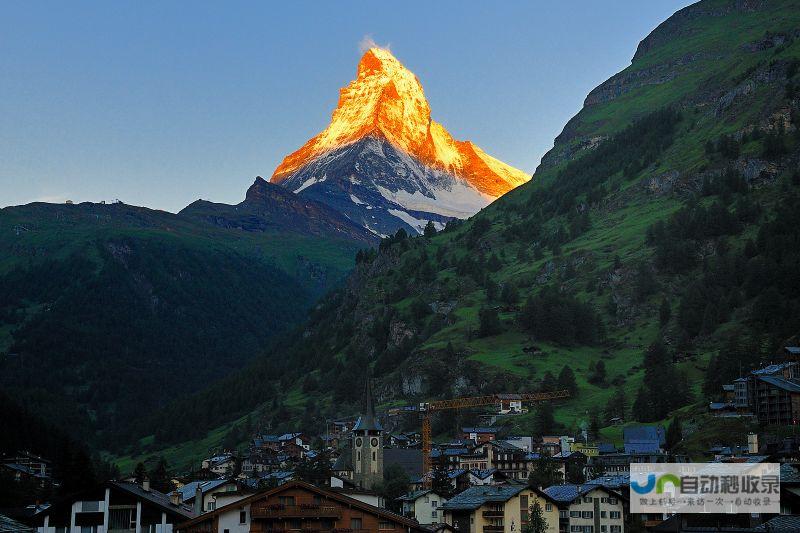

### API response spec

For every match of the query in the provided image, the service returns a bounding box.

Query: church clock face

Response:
[355,437,363,447]
[371,438,379,447]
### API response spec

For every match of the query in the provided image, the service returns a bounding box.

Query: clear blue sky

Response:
[0,0,693,212]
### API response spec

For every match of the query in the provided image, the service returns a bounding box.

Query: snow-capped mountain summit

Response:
[271,47,531,236]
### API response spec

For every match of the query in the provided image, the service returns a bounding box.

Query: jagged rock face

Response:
[271,48,530,235]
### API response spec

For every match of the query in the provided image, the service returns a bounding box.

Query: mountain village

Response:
[3,1,800,532]
[6,343,800,533]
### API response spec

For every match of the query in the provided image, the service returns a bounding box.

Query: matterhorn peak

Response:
[270,48,530,236]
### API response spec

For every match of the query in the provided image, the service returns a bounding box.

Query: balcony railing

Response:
[482,510,505,518]
[251,504,342,519]
[483,526,505,532]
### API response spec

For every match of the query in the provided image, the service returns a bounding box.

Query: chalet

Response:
[33,480,195,533]
[201,455,237,476]
[461,427,498,445]
[504,436,534,452]
[495,394,527,415]
[397,489,448,525]
[174,479,252,513]
[440,484,560,533]
[590,451,671,475]
[239,451,281,476]
[541,484,625,533]
[1,451,51,478]
[175,480,428,533]
[467,441,529,481]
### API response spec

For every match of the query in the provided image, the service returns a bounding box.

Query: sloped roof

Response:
[397,489,432,502]
[623,425,666,444]
[175,479,230,502]
[756,515,800,532]
[462,427,497,434]
[440,484,527,510]
[469,468,498,480]
[353,378,382,432]
[175,480,426,531]
[112,482,195,518]
[757,375,800,393]
[752,362,794,376]
[386,448,423,478]
[780,463,800,484]
[0,514,34,533]
[542,484,622,504]
[586,474,630,490]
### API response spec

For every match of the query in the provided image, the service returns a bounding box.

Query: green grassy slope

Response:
[118,0,800,470]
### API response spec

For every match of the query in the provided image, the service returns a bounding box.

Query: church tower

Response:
[352,376,383,490]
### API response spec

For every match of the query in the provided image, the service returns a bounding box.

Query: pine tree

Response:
[430,464,453,499]
[534,404,558,435]
[423,220,437,238]
[540,371,557,392]
[500,283,519,306]
[522,500,549,533]
[478,307,501,337]
[665,418,683,450]
[557,365,578,394]
[149,457,172,493]
[133,462,147,484]
[527,456,563,489]
[604,385,626,422]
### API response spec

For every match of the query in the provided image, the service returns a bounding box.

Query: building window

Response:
[545,503,552,512]
[379,521,394,530]
[351,518,363,529]
[610,527,621,533]
[373,451,376,461]
[600,511,606,518]
[279,496,295,506]
[207,502,214,511]
[608,498,618,505]
[570,511,581,518]
[559,511,568,518]
[581,511,593,519]
[583,497,592,503]
[223,529,230,533]
[432,510,437,518]
[610,511,621,519]
[239,510,247,524]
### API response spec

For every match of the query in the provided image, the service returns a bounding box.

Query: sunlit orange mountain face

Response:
[271,48,531,236]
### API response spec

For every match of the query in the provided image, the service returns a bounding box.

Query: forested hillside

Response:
[127,0,800,469]
[0,185,372,450]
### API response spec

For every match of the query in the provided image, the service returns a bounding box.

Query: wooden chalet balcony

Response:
[483,525,505,532]
[251,503,342,519]
[482,510,505,518]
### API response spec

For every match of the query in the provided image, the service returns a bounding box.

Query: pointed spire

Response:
[353,373,382,432]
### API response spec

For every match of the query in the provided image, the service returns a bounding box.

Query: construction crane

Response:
[403,390,570,488]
